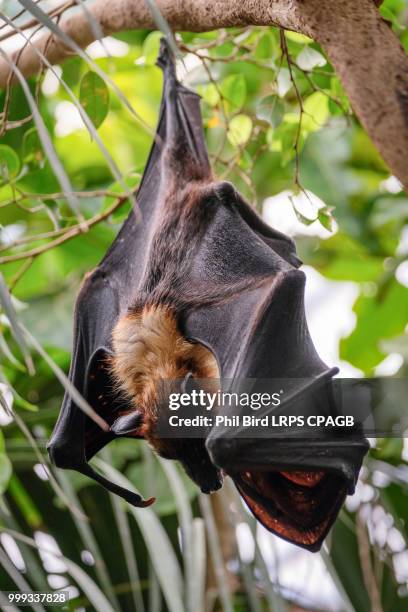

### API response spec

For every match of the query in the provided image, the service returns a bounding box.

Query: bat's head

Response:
[110,304,222,493]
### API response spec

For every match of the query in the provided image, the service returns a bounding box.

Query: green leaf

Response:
[330,77,351,114]
[380,5,400,27]
[143,31,162,65]
[157,458,198,612]
[220,74,246,110]
[0,145,21,183]
[323,257,384,282]
[370,197,408,229]
[79,71,110,129]
[238,149,252,170]
[256,96,284,128]
[0,430,7,454]
[277,68,291,97]
[296,46,326,71]
[7,475,42,528]
[269,122,304,165]
[285,31,314,45]
[212,41,234,58]
[23,128,44,167]
[373,438,403,462]
[63,558,116,612]
[303,92,329,132]
[197,83,220,107]
[227,114,253,147]
[127,457,196,516]
[318,207,334,232]
[330,516,370,612]
[340,280,408,372]
[0,431,12,495]
[292,205,316,226]
[351,129,388,171]
[61,57,82,89]
[381,334,408,361]
[254,32,277,60]
[96,460,185,612]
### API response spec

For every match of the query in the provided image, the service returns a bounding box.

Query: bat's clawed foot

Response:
[179,448,223,495]
[200,478,223,495]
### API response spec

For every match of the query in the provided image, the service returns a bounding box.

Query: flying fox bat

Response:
[48,39,368,551]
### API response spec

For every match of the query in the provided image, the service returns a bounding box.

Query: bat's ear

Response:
[111,411,144,436]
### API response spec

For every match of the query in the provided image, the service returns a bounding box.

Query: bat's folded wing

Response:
[47,272,154,507]
[184,225,368,550]
[207,392,368,551]
[47,39,209,506]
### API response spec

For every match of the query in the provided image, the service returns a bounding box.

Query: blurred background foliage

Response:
[0,0,408,610]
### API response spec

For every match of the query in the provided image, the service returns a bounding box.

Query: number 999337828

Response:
[2,591,69,606]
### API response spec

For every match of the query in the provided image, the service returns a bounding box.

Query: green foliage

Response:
[0,145,20,183]
[0,431,12,495]
[142,31,163,65]
[79,71,110,130]
[227,114,253,146]
[220,74,247,111]
[340,280,408,373]
[22,128,44,168]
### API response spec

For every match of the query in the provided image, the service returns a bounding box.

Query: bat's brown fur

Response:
[111,303,219,452]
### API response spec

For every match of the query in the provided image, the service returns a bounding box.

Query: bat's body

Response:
[109,116,266,489]
[109,148,227,491]
[48,40,368,551]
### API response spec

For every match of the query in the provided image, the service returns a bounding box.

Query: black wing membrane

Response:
[197,269,368,550]
[47,40,210,505]
[188,260,366,550]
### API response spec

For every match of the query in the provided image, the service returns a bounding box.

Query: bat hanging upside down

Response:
[48,39,368,551]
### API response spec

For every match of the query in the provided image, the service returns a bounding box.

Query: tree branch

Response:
[0,0,407,188]
[302,0,408,191]
[0,192,129,265]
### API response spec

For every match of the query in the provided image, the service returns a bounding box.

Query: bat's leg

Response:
[157,39,180,148]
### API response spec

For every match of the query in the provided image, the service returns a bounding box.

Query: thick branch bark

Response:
[1,0,407,189]
[302,0,408,191]
[0,0,313,80]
